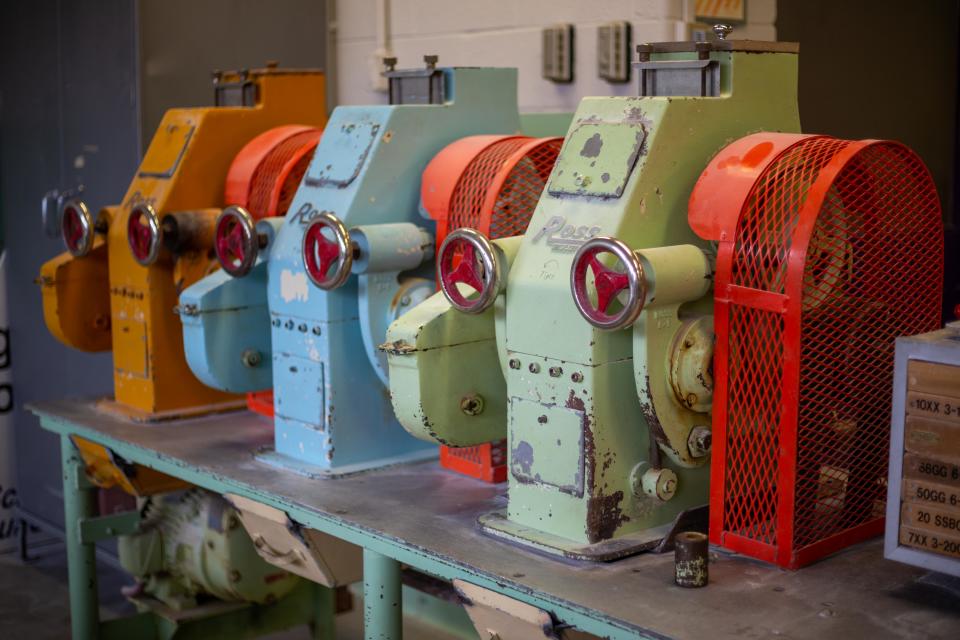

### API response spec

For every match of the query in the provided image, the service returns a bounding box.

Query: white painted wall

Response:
[332,0,777,110]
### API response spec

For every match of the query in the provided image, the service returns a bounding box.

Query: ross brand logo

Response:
[289,202,334,225]
[531,216,601,252]
[124,191,157,211]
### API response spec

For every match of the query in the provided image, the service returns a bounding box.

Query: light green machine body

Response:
[386,40,801,558]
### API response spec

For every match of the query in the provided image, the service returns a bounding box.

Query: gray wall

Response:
[0,0,137,531]
[777,0,960,318]
[0,0,326,535]
[138,0,329,142]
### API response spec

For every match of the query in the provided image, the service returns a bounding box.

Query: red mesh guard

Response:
[440,441,508,484]
[245,129,319,219]
[444,137,561,243]
[439,136,561,482]
[710,137,943,569]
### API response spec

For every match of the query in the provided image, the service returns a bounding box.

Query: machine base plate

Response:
[256,447,438,479]
[96,397,247,423]
[478,505,708,562]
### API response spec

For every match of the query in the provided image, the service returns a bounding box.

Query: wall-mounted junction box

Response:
[542,24,574,83]
[598,21,631,83]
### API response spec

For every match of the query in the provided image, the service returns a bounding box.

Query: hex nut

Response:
[687,426,712,458]
[460,394,485,416]
[241,349,262,368]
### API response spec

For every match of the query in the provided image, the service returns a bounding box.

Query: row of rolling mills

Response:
[34,29,956,639]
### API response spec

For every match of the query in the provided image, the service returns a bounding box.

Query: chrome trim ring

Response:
[302,211,353,290]
[437,228,502,314]
[127,203,162,266]
[570,236,646,330]
[60,199,95,257]
[215,206,258,277]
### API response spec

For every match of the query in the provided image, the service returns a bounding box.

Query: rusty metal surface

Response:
[32,399,960,640]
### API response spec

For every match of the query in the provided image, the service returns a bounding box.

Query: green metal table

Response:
[32,400,960,640]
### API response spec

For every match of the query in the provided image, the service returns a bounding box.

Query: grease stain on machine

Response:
[280,269,309,303]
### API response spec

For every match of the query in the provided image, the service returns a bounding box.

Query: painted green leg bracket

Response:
[79,510,140,545]
[60,434,331,640]
[364,549,402,640]
[312,582,336,640]
[62,433,100,640]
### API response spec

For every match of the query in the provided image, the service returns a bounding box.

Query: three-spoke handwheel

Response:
[61,199,94,257]
[215,206,259,277]
[302,212,353,290]
[438,228,503,314]
[570,236,646,330]
[127,203,162,266]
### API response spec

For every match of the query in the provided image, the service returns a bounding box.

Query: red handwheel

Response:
[127,203,161,266]
[570,236,646,330]
[438,228,503,314]
[215,206,259,277]
[302,212,353,290]
[61,199,94,257]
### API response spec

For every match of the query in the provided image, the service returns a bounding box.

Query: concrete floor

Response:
[0,541,468,640]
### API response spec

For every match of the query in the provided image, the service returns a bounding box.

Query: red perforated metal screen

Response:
[710,136,943,568]
[246,129,319,218]
[445,137,561,242]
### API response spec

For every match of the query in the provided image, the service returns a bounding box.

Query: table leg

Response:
[363,548,402,640]
[311,581,336,639]
[61,434,99,640]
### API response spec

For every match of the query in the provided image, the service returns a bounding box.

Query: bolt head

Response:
[241,349,262,368]
[459,394,485,416]
[712,23,733,40]
[687,426,712,458]
[509,358,521,370]
[528,363,541,374]
[640,467,678,502]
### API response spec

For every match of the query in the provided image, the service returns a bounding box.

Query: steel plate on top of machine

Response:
[303,121,380,189]
[547,121,645,199]
[138,122,194,179]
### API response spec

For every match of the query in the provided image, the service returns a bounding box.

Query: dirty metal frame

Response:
[40,411,647,640]
[57,432,333,640]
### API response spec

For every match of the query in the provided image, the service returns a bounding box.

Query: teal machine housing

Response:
[181,61,535,475]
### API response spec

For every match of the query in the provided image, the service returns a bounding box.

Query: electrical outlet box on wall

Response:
[598,21,631,83]
[542,24,574,83]
[369,49,390,92]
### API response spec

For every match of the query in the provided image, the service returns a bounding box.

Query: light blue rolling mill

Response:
[181,65,527,475]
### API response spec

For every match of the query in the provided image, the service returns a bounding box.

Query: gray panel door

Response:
[0,0,137,532]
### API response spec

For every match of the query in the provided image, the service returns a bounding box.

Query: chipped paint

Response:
[512,441,535,475]
[280,269,309,303]
[580,132,603,158]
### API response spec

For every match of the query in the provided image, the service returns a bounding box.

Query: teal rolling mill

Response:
[180,59,530,475]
